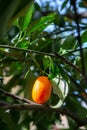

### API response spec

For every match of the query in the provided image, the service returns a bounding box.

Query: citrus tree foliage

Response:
[0,0,87,129]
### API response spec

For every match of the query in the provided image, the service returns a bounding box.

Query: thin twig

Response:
[0,88,35,104]
[0,45,83,76]
[71,0,85,76]
[54,52,83,74]
[0,45,54,57]
[67,73,87,99]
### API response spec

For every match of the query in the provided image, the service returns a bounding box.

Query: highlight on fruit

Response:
[32,76,52,104]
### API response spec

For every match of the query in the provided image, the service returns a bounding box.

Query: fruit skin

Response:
[32,76,52,104]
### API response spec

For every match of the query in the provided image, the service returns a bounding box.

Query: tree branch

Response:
[0,87,87,127]
[1,103,87,127]
[0,45,83,76]
[63,11,87,20]
[0,45,54,57]
[0,88,35,104]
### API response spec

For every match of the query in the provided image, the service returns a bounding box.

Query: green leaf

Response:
[17,40,29,49]
[18,4,34,31]
[0,0,19,34]
[81,30,87,43]
[27,13,56,34]
[43,56,59,79]
[61,35,76,50]
[66,97,87,119]
[9,1,33,26]
[61,0,68,10]
[83,49,87,73]
[43,56,52,70]
[24,69,36,100]
[10,109,19,124]
[0,48,25,61]
[54,13,65,27]
[29,36,52,51]
[18,111,29,124]
[75,49,87,74]
[0,108,15,130]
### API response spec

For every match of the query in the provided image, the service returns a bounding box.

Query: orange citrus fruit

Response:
[32,76,52,104]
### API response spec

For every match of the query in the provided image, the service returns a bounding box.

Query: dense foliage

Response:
[0,0,87,129]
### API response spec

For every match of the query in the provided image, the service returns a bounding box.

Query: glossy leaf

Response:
[18,4,34,31]
[27,13,56,34]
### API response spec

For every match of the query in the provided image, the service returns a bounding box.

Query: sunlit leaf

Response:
[18,4,34,31]
[27,13,56,34]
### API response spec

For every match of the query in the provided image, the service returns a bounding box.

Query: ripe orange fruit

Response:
[32,76,52,104]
